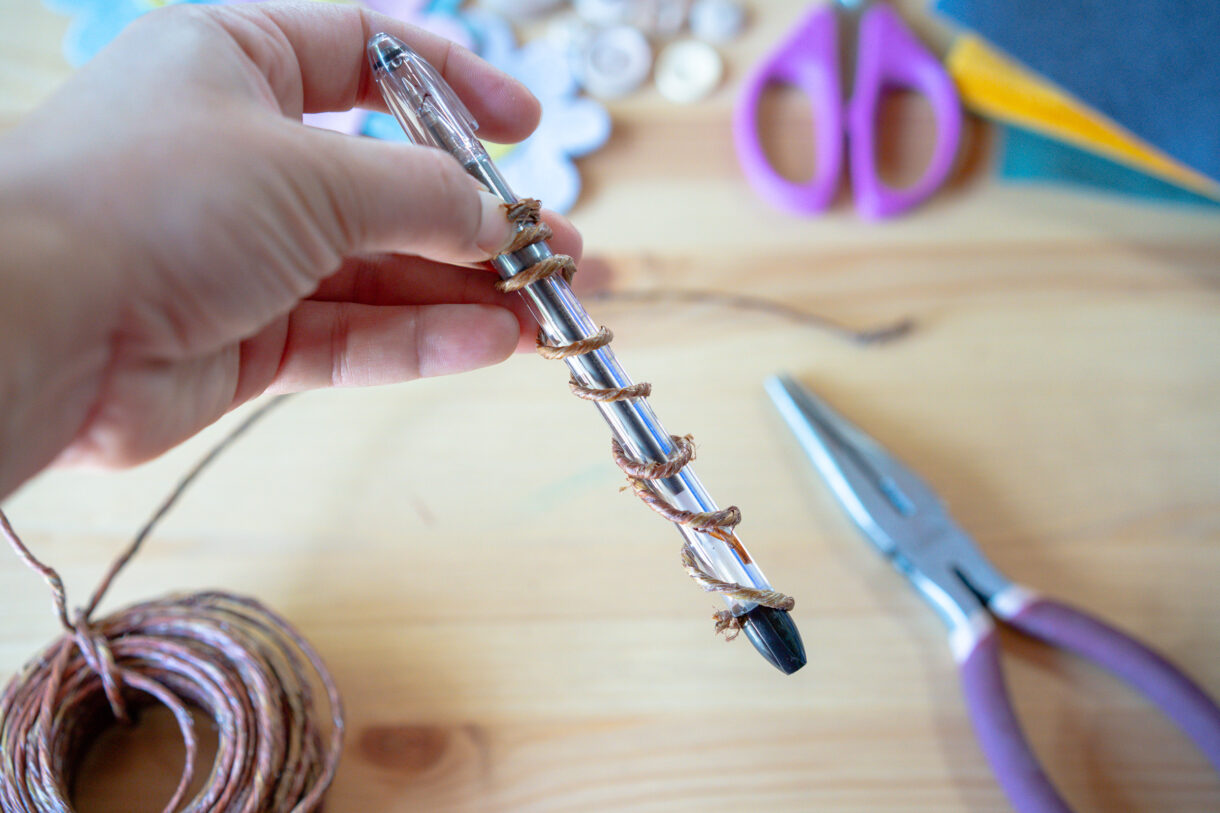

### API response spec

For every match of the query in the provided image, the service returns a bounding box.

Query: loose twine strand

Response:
[590,289,914,346]
[0,395,343,813]
[494,200,795,637]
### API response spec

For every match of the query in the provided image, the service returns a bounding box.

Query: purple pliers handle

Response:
[734,3,962,218]
[960,588,1220,813]
[767,375,1220,812]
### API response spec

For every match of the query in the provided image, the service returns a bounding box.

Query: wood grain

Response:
[1,1,1218,810]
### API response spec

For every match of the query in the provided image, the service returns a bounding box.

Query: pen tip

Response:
[740,606,807,675]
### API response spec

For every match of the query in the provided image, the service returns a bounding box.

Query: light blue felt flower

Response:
[43,0,473,71]
[454,10,611,214]
[43,0,476,136]
[44,0,212,66]
[42,0,609,211]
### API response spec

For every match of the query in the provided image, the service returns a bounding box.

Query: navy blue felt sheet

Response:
[935,0,1220,183]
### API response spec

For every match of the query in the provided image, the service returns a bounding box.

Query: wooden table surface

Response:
[2,2,1218,811]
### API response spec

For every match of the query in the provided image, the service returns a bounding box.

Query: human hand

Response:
[0,2,582,496]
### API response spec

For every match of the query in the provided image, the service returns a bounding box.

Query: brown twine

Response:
[679,544,797,640]
[589,288,915,345]
[0,395,343,813]
[611,435,695,481]
[568,379,652,402]
[622,476,742,537]
[492,199,794,635]
[534,325,613,361]
[499,254,576,289]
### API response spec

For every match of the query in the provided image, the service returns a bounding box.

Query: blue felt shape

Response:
[462,10,611,214]
[45,0,211,65]
[45,0,473,67]
[47,0,163,66]
[935,0,1220,184]
[43,0,472,138]
[999,126,1220,208]
[362,111,411,143]
[364,12,611,214]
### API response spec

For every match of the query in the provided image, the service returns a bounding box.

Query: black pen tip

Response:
[740,606,806,674]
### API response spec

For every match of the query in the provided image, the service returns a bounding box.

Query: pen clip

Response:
[367,33,481,157]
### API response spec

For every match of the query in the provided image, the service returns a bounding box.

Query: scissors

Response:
[735,1,962,218]
[766,375,1220,812]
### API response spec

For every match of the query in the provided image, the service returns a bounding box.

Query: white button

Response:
[574,0,633,26]
[635,0,690,36]
[546,14,595,54]
[655,38,723,103]
[481,0,566,18]
[577,24,653,99]
[688,0,746,43]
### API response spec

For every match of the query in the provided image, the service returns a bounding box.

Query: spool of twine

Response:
[0,396,343,812]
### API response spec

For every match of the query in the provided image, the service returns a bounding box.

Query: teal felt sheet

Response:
[998,126,1220,209]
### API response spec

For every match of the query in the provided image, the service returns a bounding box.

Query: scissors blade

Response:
[834,0,871,100]
[765,375,952,559]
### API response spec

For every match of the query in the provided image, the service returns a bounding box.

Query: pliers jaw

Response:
[766,375,1010,635]
[768,377,1220,808]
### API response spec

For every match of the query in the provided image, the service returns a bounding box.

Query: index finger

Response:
[204,2,539,143]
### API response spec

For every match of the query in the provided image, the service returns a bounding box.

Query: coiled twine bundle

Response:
[0,592,342,813]
[0,397,343,812]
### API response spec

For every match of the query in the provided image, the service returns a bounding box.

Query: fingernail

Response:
[476,190,512,256]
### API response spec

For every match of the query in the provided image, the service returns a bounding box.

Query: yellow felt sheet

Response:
[947,35,1220,201]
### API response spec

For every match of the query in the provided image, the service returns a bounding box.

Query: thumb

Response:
[292,125,515,265]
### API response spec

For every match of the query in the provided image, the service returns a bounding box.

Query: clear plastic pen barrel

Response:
[485,211,773,616]
[367,34,782,620]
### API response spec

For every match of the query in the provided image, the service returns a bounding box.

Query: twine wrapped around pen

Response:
[0,397,343,813]
[495,199,796,637]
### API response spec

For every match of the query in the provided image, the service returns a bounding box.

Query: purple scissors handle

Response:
[960,589,1220,813]
[734,5,843,214]
[734,3,962,218]
[847,4,962,218]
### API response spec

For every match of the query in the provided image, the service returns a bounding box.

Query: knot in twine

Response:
[0,397,343,813]
[71,609,129,724]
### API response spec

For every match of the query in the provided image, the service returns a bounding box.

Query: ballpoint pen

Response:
[367,32,805,674]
